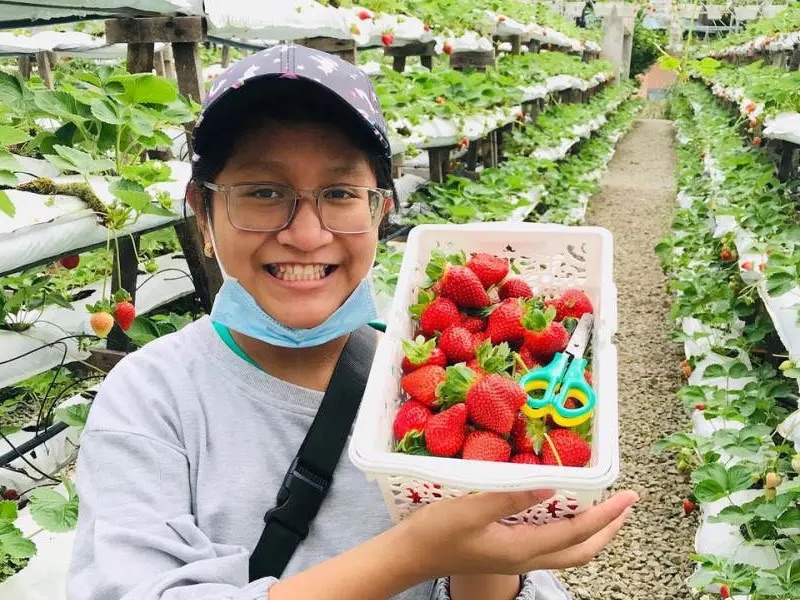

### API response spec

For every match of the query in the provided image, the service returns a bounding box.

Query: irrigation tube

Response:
[0,420,69,470]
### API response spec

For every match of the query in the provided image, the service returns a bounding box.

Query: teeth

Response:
[270,264,329,281]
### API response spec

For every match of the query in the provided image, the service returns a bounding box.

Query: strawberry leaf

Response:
[395,430,429,455]
[402,336,435,364]
[436,364,476,408]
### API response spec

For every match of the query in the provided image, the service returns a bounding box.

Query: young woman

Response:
[67,44,638,600]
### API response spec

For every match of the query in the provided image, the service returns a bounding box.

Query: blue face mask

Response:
[207,233,379,349]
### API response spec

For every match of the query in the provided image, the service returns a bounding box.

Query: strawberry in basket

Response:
[393,250,596,468]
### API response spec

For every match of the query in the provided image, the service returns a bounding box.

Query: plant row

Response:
[702,5,800,58]
[653,82,799,600]
[372,91,643,298]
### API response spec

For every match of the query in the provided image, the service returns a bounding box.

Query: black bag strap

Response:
[248,325,378,581]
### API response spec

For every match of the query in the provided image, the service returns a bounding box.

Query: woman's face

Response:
[196,119,390,330]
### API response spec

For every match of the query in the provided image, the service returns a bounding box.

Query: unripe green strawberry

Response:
[90,312,114,338]
[764,472,781,489]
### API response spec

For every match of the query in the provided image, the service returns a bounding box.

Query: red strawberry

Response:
[548,288,593,321]
[510,412,536,454]
[0,488,19,501]
[462,430,511,462]
[443,41,453,55]
[583,368,593,385]
[466,373,527,436]
[517,346,540,370]
[423,23,430,31]
[357,9,371,20]
[400,365,446,408]
[381,32,395,46]
[498,277,533,300]
[439,326,480,364]
[752,136,761,146]
[745,102,756,114]
[427,258,490,308]
[114,301,136,332]
[720,585,730,599]
[413,294,461,337]
[466,252,509,288]
[510,453,541,464]
[741,261,753,271]
[59,254,80,269]
[393,400,432,442]
[401,336,448,373]
[695,403,705,411]
[682,498,695,516]
[486,298,526,345]
[521,307,569,362]
[460,314,486,333]
[541,429,591,467]
[424,403,467,457]
[89,312,114,338]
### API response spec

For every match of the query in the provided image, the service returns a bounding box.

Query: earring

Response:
[203,242,214,258]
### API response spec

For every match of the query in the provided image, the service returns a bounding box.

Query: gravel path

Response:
[559,118,697,600]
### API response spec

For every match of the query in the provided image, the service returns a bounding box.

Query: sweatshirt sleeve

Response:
[67,428,276,600]
[431,571,573,600]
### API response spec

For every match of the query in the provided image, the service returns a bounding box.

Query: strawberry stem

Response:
[542,431,563,467]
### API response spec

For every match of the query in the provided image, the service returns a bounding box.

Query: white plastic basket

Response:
[349,222,620,525]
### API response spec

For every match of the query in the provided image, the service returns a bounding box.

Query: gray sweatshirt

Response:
[66,316,572,600]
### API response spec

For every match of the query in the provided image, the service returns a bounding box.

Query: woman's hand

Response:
[399,488,639,582]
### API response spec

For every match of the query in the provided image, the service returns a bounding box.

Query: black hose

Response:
[0,420,69,470]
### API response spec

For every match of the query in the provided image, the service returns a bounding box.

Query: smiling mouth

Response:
[265,263,337,282]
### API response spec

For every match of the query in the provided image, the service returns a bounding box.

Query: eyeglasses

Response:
[200,181,392,234]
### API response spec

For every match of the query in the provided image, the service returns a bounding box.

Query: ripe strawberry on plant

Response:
[682,497,695,516]
[547,288,593,321]
[59,254,80,269]
[498,277,533,300]
[521,306,569,363]
[466,252,508,288]
[462,430,511,462]
[424,402,467,457]
[466,373,527,436]
[0,487,19,501]
[443,41,453,55]
[425,252,490,308]
[719,585,730,599]
[114,301,136,332]
[357,9,371,20]
[541,429,591,467]
[411,292,461,337]
[400,364,446,408]
[401,336,447,373]
[486,298,526,346]
[439,325,480,364]
[381,32,395,46]
[393,400,432,445]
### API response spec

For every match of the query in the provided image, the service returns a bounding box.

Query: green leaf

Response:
[0,523,36,559]
[89,98,124,125]
[0,170,17,187]
[28,487,79,533]
[115,74,178,106]
[728,362,750,378]
[0,149,20,172]
[49,145,113,176]
[55,403,90,429]
[694,479,727,503]
[657,55,681,72]
[0,191,15,218]
[703,363,727,379]
[709,505,753,526]
[0,125,30,146]
[0,500,18,522]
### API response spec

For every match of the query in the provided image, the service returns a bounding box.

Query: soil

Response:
[558,118,698,600]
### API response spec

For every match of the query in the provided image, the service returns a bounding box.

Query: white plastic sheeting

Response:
[707,31,800,58]
[344,7,434,48]
[205,0,364,43]
[763,112,800,146]
[0,251,194,391]
[0,160,191,276]
[0,0,202,24]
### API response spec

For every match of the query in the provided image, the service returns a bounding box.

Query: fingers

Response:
[511,490,639,559]
[525,504,634,571]
[459,489,558,524]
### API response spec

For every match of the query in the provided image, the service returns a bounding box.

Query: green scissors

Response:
[519,313,596,427]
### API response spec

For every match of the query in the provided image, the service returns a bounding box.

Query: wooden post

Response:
[18,55,32,80]
[221,44,231,67]
[480,133,497,168]
[778,142,798,183]
[107,234,140,352]
[465,142,479,173]
[789,43,800,71]
[35,51,54,88]
[154,48,167,77]
[428,147,453,183]
[391,152,404,179]
[105,16,223,312]
[298,37,357,64]
[162,42,177,79]
[509,35,521,55]
[384,41,436,72]
[127,43,155,73]
[449,50,496,72]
